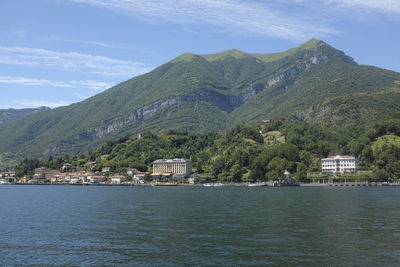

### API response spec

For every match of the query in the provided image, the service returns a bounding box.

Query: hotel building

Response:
[152,158,192,178]
[321,155,358,174]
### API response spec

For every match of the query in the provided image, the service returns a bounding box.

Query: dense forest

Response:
[14,113,400,182]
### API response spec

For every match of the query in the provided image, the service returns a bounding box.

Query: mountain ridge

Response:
[0,39,399,159]
[0,107,48,128]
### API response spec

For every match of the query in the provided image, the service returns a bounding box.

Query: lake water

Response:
[1,185,400,266]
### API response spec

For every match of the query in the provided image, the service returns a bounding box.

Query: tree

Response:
[144,173,152,182]
[211,156,226,178]
[295,163,307,182]
[361,146,374,166]
[229,163,243,182]
[299,150,312,167]
[267,157,290,180]
[14,158,42,177]
[387,160,400,181]
[374,169,389,182]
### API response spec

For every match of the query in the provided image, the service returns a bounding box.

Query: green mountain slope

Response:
[1,39,400,159]
[230,61,400,124]
[290,81,400,126]
[0,107,45,128]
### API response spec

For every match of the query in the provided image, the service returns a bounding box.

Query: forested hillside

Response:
[15,113,400,182]
[0,107,44,128]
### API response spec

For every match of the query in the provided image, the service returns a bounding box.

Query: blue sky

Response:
[0,0,399,109]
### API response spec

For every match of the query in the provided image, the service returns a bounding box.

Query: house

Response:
[69,176,81,184]
[50,174,62,184]
[0,171,16,183]
[78,172,91,183]
[19,176,30,183]
[102,167,111,173]
[34,167,47,182]
[62,174,72,183]
[127,168,139,176]
[89,175,106,184]
[188,173,199,184]
[110,176,126,184]
[321,155,358,174]
[62,163,76,172]
[1,171,15,178]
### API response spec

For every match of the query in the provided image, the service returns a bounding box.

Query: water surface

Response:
[1,185,399,266]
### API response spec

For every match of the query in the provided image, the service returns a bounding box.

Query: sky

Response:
[0,0,399,109]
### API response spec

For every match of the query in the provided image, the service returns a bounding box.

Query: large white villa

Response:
[321,155,358,174]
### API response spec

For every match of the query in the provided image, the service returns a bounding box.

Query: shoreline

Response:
[2,182,399,187]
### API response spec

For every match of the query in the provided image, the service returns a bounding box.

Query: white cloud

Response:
[45,36,129,49]
[0,76,115,91]
[0,77,70,88]
[0,77,117,108]
[0,30,28,38]
[69,0,337,40]
[70,80,116,91]
[0,46,153,77]
[79,40,131,50]
[83,40,126,49]
[325,0,400,15]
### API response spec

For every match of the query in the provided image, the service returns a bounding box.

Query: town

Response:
[0,155,396,186]
[0,158,196,185]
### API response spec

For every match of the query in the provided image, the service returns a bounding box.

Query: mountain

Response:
[1,39,400,159]
[290,81,400,126]
[0,107,47,128]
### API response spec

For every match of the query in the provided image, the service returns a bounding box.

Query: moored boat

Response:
[248,182,267,187]
[203,182,224,187]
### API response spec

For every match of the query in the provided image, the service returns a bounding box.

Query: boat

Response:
[248,182,267,187]
[203,182,224,187]
[154,182,178,186]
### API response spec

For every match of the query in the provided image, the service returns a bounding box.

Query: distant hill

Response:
[0,39,400,159]
[0,107,47,128]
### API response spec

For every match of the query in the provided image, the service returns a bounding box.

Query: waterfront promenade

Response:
[3,181,399,187]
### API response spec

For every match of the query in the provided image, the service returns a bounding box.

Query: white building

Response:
[89,176,106,184]
[110,176,125,184]
[321,155,358,174]
[152,158,192,178]
[69,176,80,184]
[102,167,111,173]
[127,168,139,176]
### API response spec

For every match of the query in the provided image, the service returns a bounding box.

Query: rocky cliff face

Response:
[67,46,349,145]
[289,88,400,127]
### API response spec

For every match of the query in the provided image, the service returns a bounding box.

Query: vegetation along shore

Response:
[3,112,399,185]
